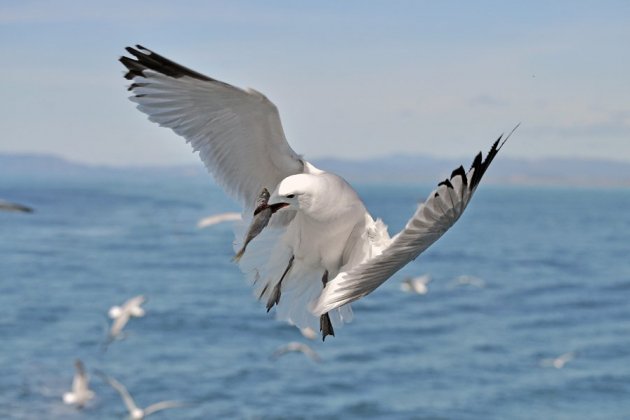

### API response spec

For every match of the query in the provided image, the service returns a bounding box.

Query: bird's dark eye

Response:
[286,194,295,199]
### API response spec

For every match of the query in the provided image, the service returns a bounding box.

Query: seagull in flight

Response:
[197,211,242,228]
[540,351,575,369]
[62,359,95,409]
[99,373,184,419]
[448,274,486,289]
[400,274,432,295]
[271,341,322,363]
[120,45,516,340]
[106,295,146,344]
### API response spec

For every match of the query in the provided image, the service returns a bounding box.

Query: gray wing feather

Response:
[120,46,304,210]
[313,128,516,315]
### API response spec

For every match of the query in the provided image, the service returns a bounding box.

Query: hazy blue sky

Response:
[1,1,629,165]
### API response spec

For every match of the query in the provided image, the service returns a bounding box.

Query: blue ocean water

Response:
[1,174,629,419]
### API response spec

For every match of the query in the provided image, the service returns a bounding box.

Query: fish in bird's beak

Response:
[233,188,287,262]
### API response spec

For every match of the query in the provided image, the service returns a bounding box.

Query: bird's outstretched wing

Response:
[100,373,139,414]
[313,127,517,315]
[272,342,322,362]
[122,295,145,310]
[120,45,304,209]
[144,400,185,416]
[72,359,88,393]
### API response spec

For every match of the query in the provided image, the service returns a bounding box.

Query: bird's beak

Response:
[268,202,289,213]
[265,191,291,214]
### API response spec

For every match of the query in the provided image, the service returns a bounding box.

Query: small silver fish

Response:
[233,188,286,262]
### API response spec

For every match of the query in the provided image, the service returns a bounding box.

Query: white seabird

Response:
[196,212,242,229]
[299,326,319,340]
[107,295,146,343]
[448,274,486,289]
[272,341,322,363]
[62,359,95,408]
[99,373,183,419]
[120,45,516,340]
[400,274,432,295]
[540,351,575,369]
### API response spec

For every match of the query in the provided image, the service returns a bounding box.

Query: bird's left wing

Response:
[72,359,88,393]
[122,295,145,310]
[313,129,516,315]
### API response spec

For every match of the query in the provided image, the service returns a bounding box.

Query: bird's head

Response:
[131,408,145,419]
[268,174,314,214]
[108,306,122,319]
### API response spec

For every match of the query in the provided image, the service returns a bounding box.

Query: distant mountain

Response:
[1,152,629,187]
[314,154,630,187]
[0,153,205,179]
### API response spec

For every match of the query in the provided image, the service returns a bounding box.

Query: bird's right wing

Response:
[313,128,517,315]
[144,400,184,415]
[120,45,304,210]
[102,374,139,413]
[122,295,145,311]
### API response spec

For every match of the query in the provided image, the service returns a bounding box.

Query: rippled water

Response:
[1,174,629,419]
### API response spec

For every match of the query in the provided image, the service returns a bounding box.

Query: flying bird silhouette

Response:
[99,373,184,419]
[271,341,322,363]
[105,295,147,346]
[400,274,432,295]
[62,359,95,409]
[196,212,242,228]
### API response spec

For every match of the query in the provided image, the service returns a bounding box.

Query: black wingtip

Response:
[450,165,467,186]
[498,122,520,151]
[119,44,214,82]
[468,124,518,190]
[438,178,454,189]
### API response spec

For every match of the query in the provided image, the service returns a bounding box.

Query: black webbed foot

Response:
[320,313,335,341]
[320,270,335,340]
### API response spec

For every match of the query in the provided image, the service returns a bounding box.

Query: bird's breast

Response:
[287,211,366,272]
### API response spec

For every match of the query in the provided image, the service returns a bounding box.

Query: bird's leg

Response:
[266,255,294,312]
[320,270,335,341]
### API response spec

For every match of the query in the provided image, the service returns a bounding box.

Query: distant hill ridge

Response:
[1,152,629,187]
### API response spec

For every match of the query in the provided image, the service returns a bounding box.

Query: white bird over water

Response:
[107,295,146,342]
[400,274,432,295]
[120,45,516,340]
[99,373,183,419]
[196,212,242,229]
[272,341,322,363]
[449,274,486,289]
[540,352,575,369]
[62,359,95,408]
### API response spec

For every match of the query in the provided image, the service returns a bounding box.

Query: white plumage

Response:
[107,295,146,342]
[62,359,95,408]
[196,212,242,228]
[99,373,183,419]
[120,45,515,340]
[401,274,432,295]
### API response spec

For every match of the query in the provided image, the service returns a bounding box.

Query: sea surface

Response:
[1,173,629,419]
